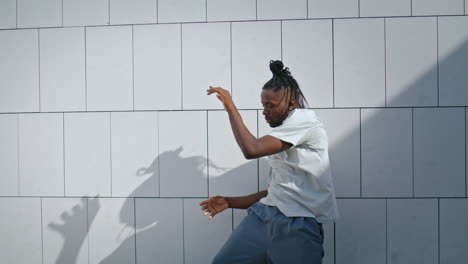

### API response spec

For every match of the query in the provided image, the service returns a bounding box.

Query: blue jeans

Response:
[212,202,324,264]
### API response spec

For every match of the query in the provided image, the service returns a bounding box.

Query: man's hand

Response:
[207,86,236,112]
[199,196,229,219]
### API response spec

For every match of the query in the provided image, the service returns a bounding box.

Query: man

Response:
[201,60,339,264]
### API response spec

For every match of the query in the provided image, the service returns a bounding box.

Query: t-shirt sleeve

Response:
[268,121,314,146]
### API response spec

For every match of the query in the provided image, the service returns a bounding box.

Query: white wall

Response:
[0,0,467,263]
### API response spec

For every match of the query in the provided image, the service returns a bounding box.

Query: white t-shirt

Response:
[260,108,340,223]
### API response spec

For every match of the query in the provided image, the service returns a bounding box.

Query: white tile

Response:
[86,26,133,111]
[135,198,183,264]
[159,111,208,197]
[335,199,386,264]
[39,28,86,112]
[64,113,111,196]
[314,109,361,197]
[308,0,358,18]
[110,0,157,25]
[412,0,464,16]
[440,199,468,264]
[387,199,438,264]
[40,27,86,112]
[88,198,135,264]
[334,18,385,107]
[182,23,231,110]
[42,198,89,264]
[360,0,410,17]
[0,0,16,29]
[386,17,438,107]
[208,110,258,197]
[257,0,307,20]
[0,114,18,196]
[63,0,109,26]
[361,109,413,197]
[233,209,248,229]
[232,21,281,109]
[111,112,158,197]
[134,24,181,110]
[438,16,468,106]
[184,198,232,264]
[282,20,333,108]
[258,111,272,191]
[207,0,256,22]
[17,0,61,28]
[414,108,465,197]
[323,223,335,264]
[0,198,42,263]
[19,113,64,196]
[158,0,206,23]
[0,29,39,113]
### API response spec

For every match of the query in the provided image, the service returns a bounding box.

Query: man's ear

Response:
[288,98,296,110]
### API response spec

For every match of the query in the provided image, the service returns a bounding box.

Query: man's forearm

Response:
[225,190,268,209]
[226,107,258,159]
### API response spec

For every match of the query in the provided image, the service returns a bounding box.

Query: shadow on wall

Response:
[48,147,258,264]
[48,21,468,264]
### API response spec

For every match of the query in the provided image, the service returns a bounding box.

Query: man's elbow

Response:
[243,153,257,160]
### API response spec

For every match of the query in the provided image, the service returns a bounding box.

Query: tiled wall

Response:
[0,1,467,263]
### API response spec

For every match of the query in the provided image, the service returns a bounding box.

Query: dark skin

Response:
[200,86,298,219]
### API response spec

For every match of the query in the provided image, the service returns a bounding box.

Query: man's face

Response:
[261,89,291,128]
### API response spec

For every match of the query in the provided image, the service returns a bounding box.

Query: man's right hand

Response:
[199,196,229,219]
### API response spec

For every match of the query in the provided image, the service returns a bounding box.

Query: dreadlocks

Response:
[262,60,309,109]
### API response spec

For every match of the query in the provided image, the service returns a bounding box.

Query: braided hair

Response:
[262,60,308,109]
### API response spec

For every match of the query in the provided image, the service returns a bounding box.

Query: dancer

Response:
[202,60,339,264]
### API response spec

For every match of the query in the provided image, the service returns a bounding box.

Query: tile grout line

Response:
[359,108,362,197]
[63,113,66,196]
[38,29,41,112]
[17,114,20,196]
[410,0,413,16]
[465,107,467,197]
[157,112,160,197]
[333,222,336,264]
[255,0,258,20]
[8,14,468,31]
[385,199,388,264]
[436,17,439,107]
[41,197,44,264]
[257,110,260,192]
[87,198,90,264]
[110,113,113,197]
[230,22,233,96]
[306,0,309,19]
[180,24,183,110]
[61,0,63,26]
[85,27,88,111]
[134,198,137,264]
[156,0,158,24]
[412,108,415,197]
[205,0,207,22]
[206,111,210,197]
[438,198,440,264]
[132,25,135,111]
[280,20,283,61]
[108,0,111,25]
[358,0,360,17]
[182,200,186,264]
[384,18,387,107]
[4,105,468,115]
[332,19,335,108]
